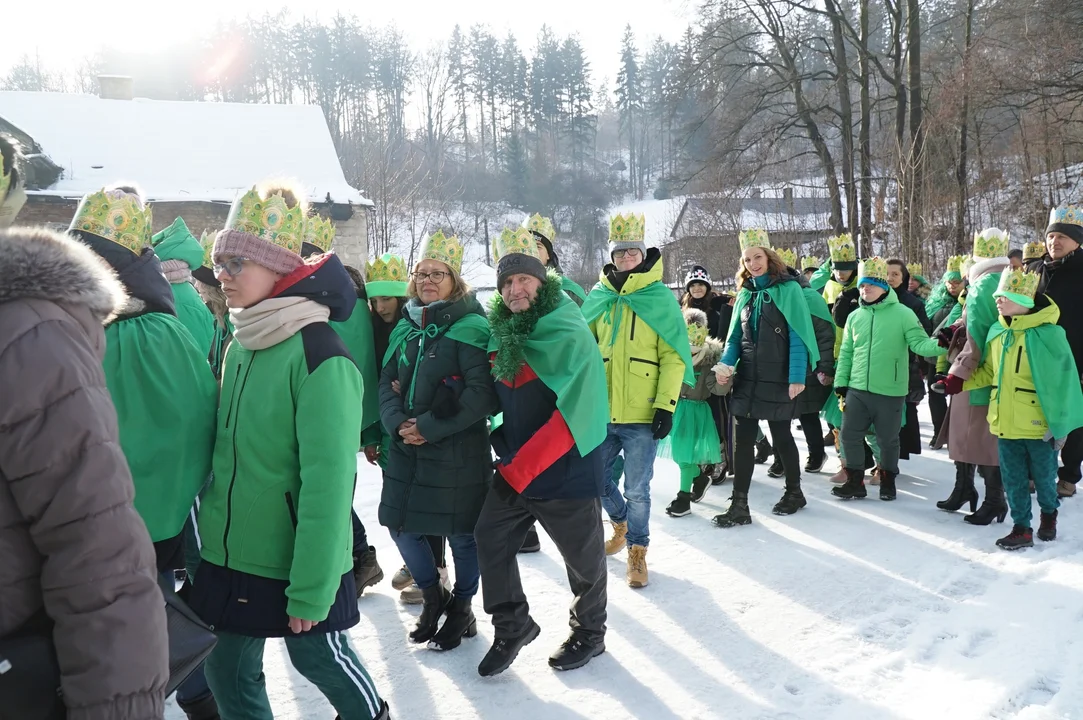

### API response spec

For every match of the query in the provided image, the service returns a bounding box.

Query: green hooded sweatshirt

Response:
[151,217,216,354]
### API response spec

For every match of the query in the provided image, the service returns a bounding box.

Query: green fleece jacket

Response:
[330,303,381,447]
[152,218,216,353]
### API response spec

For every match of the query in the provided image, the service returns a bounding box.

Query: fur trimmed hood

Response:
[0,226,127,324]
[698,335,724,368]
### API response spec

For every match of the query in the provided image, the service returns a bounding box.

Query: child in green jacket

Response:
[959,269,1083,549]
[832,257,948,502]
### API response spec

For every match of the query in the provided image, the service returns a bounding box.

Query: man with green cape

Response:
[475,228,610,677]
[580,213,694,589]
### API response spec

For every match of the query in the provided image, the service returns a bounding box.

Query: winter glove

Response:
[651,408,674,440]
[933,374,963,396]
[835,386,848,399]
[1044,431,1067,452]
[936,326,955,348]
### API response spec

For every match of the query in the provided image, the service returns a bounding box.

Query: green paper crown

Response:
[225,186,305,254]
[70,188,152,254]
[524,214,556,243]
[421,230,463,274]
[199,230,214,269]
[365,253,408,297]
[995,268,1039,304]
[1050,204,1083,228]
[946,254,967,273]
[859,256,888,282]
[738,228,770,252]
[1023,241,1045,260]
[777,247,797,268]
[493,227,542,263]
[304,214,336,253]
[827,233,857,263]
[609,213,645,244]
[907,262,922,278]
[801,255,821,271]
[687,322,709,348]
[961,256,976,277]
[973,228,1009,259]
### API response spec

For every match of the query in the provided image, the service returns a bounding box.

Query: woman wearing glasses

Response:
[379,231,498,651]
[189,182,389,720]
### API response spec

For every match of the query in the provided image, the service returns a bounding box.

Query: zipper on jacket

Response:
[630,357,659,367]
[866,312,875,389]
[224,363,242,428]
[222,356,256,567]
[630,312,638,341]
[1015,346,1023,373]
[284,492,299,529]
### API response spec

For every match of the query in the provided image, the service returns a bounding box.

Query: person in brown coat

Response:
[0,224,170,720]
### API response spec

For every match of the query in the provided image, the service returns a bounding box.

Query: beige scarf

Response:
[690,343,710,368]
[230,297,330,351]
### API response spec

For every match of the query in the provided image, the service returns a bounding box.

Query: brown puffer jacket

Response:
[0,227,169,720]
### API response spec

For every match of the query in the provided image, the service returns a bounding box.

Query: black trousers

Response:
[475,489,607,643]
[928,375,948,441]
[734,416,800,494]
[1059,426,1083,485]
[800,412,825,458]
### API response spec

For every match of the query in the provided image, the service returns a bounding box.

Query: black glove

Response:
[651,408,674,440]
[936,326,955,348]
[835,386,848,399]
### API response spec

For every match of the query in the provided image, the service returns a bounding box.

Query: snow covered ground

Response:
[167,404,1083,719]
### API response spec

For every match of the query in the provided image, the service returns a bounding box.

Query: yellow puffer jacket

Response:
[590,252,686,425]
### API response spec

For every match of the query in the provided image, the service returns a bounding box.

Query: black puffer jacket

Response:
[379,293,498,537]
[729,273,802,422]
[681,293,723,339]
[892,266,931,403]
[1029,251,1083,377]
[790,269,836,416]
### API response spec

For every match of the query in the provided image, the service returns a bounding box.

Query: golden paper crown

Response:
[738,228,770,252]
[973,228,1009,259]
[777,248,797,268]
[70,188,152,254]
[687,322,709,348]
[304,214,336,253]
[609,213,645,244]
[199,230,214,269]
[1050,204,1083,228]
[225,187,305,254]
[995,268,1039,302]
[420,230,464,274]
[1023,241,1045,260]
[859,256,888,282]
[827,233,857,263]
[801,256,821,271]
[907,263,923,278]
[946,254,967,273]
[524,214,556,243]
[961,256,976,277]
[366,253,408,284]
[493,227,542,263]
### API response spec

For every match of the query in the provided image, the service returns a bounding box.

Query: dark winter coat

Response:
[1029,251,1083,378]
[0,227,169,720]
[682,293,723,339]
[794,271,837,417]
[893,266,932,404]
[379,294,498,536]
[729,273,803,422]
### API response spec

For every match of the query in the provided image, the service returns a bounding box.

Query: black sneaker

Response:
[767,457,785,478]
[804,453,827,473]
[996,525,1034,551]
[519,526,541,554]
[666,491,693,517]
[478,620,541,677]
[690,470,712,502]
[772,489,807,515]
[549,634,605,671]
[711,461,728,485]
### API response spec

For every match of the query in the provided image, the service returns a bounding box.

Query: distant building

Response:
[0,80,373,268]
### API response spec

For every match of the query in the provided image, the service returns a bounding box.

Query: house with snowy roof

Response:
[0,78,373,268]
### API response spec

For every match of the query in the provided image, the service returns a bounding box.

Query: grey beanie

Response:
[610,238,648,260]
[497,252,548,289]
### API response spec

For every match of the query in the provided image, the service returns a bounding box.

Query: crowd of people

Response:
[3,126,1083,720]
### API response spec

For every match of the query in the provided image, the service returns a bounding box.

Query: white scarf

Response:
[690,343,709,368]
[230,297,330,351]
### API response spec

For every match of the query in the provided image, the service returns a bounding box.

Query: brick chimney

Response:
[98,76,133,101]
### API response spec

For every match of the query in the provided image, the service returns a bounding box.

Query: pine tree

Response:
[615,25,643,198]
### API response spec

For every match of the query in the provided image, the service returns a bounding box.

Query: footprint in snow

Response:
[961,628,995,658]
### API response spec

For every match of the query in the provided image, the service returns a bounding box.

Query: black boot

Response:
[478,619,541,677]
[1038,510,1058,542]
[804,451,827,473]
[352,545,385,597]
[690,468,712,502]
[337,701,390,720]
[409,583,450,644]
[767,455,785,478]
[964,466,1008,525]
[754,437,772,464]
[772,484,806,515]
[519,525,541,553]
[666,491,693,517]
[713,491,752,528]
[879,470,897,501]
[177,692,220,720]
[429,594,478,651]
[996,525,1034,550]
[832,468,868,500]
[936,462,978,512]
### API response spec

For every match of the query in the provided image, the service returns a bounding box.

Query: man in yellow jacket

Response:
[581,213,693,588]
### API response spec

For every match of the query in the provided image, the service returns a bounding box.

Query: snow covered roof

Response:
[0,91,371,206]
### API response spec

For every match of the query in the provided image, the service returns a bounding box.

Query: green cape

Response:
[808,258,833,293]
[988,318,1083,440]
[151,217,205,270]
[725,277,821,368]
[581,277,695,387]
[802,285,833,324]
[560,275,588,304]
[965,271,1002,406]
[330,305,381,431]
[488,274,608,454]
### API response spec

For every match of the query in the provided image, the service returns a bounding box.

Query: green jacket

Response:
[586,251,689,425]
[330,299,381,447]
[836,289,946,397]
[198,322,362,622]
[965,300,1083,440]
[151,218,216,353]
[103,312,217,542]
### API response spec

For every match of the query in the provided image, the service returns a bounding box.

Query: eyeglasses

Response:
[613,249,642,259]
[213,257,248,278]
[412,270,449,284]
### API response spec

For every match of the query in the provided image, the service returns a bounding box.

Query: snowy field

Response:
[167,405,1083,719]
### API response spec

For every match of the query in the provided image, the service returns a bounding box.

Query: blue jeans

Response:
[391,531,479,599]
[600,423,657,548]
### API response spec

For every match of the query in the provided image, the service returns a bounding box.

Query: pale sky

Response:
[4,1,694,90]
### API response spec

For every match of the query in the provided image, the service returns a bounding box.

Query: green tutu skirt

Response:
[658,399,722,465]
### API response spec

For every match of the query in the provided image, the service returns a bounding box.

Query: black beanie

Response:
[1046,222,1083,247]
[497,252,548,289]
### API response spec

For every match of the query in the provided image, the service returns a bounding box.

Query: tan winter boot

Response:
[829,467,849,484]
[627,545,649,588]
[604,521,628,556]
